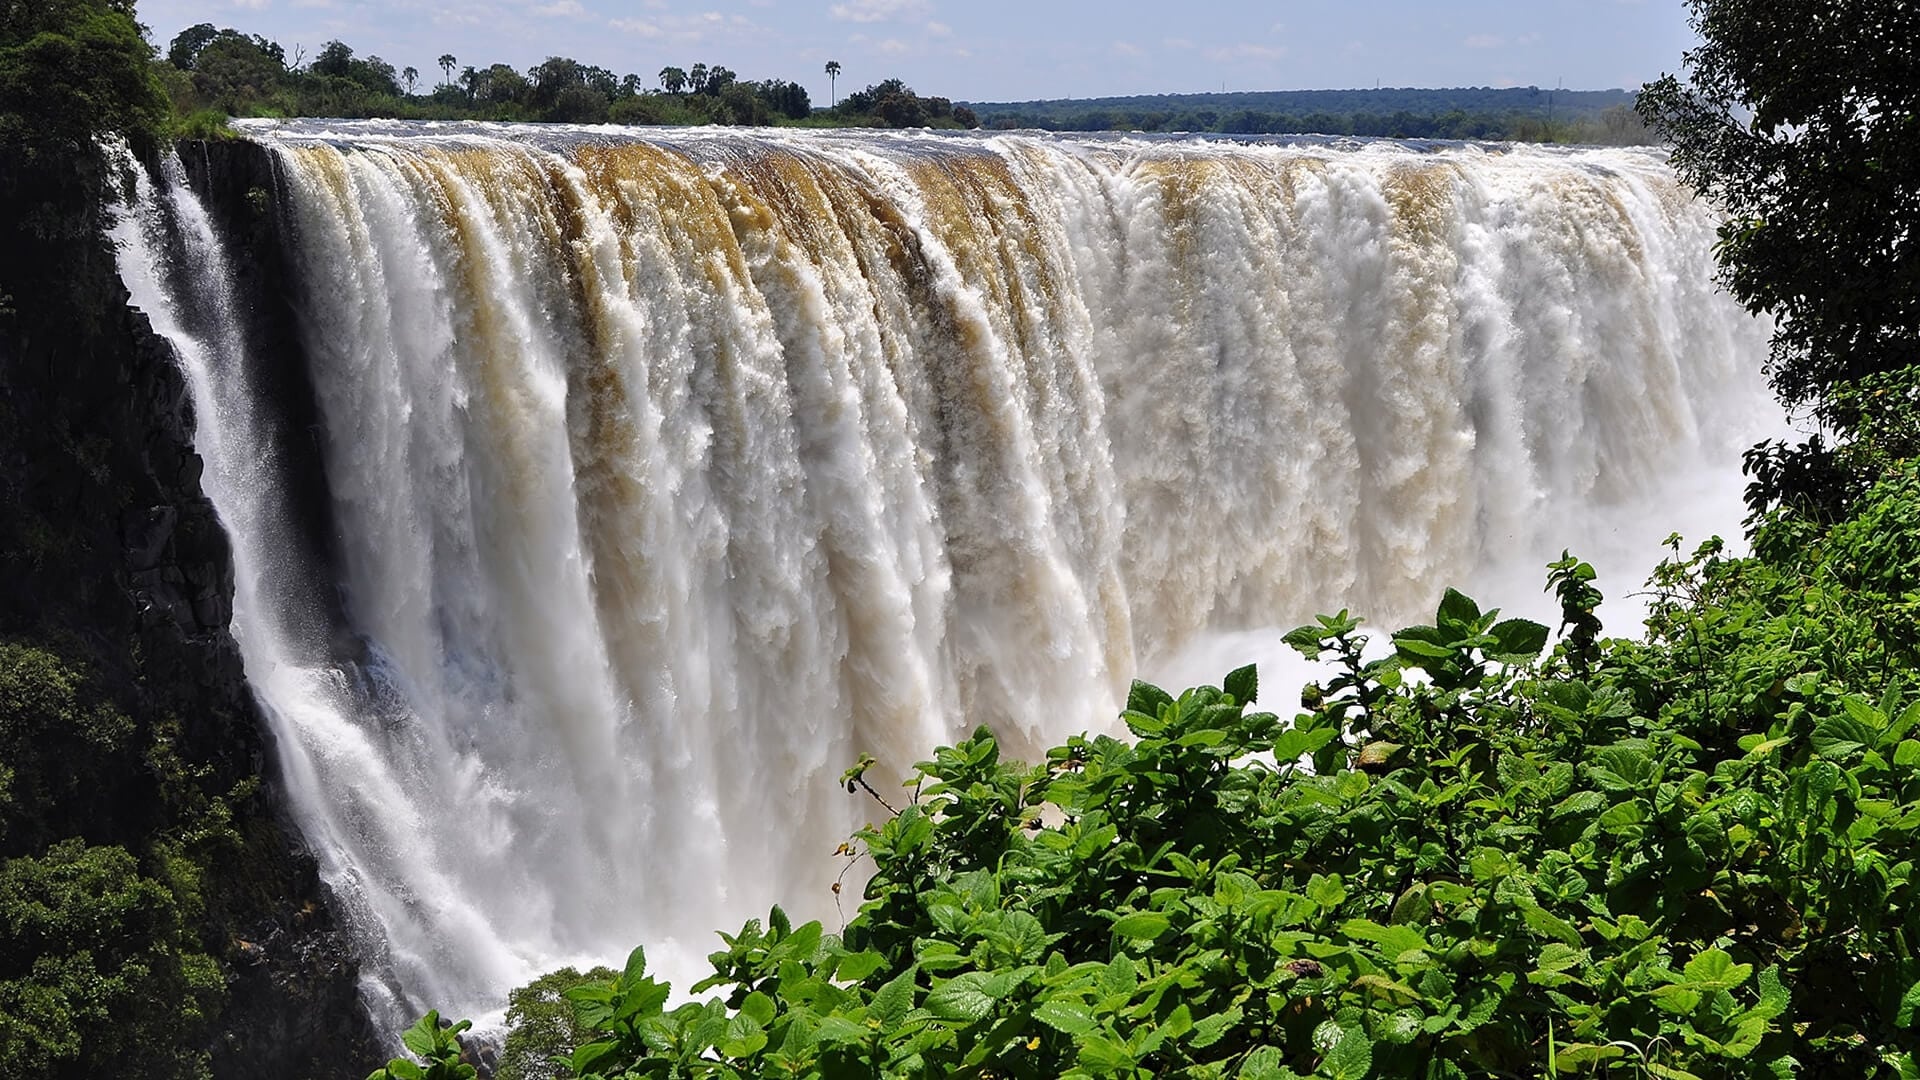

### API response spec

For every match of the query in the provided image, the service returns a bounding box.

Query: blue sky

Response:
[136,0,1696,104]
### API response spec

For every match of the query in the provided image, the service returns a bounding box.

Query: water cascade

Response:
[113,124,1777,1030]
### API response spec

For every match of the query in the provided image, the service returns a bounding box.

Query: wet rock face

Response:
[0,145,380,1078]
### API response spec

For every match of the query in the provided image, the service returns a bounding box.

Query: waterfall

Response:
[113,125,1777,1031]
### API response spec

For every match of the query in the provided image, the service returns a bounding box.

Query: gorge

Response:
[110,125,1776,1036]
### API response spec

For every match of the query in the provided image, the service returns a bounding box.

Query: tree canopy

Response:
[1641,0,1920,517]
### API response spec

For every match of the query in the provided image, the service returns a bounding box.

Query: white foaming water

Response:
[113,125,1779,1033]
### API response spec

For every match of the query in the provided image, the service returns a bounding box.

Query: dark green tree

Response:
[1640,0,1920,516]
[0,0,170,154]
[164,21,218,69]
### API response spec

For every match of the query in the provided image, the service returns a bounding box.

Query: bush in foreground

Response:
[374,470,1920,1079]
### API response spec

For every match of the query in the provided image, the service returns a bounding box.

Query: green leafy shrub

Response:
[381,469,1920,1079]
[0,840,222,1080]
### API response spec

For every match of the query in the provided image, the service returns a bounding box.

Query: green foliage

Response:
[367,1011,478,1080]
[151,21,901,131]
[0,642,135,848]
[971,87,1649,142]
[833,79,974,128]
[173,108,237,141]
[1640,0,1920,520]
[0,839,222,1080]
[0,0,171,154]
[1640,0,1919,426]
[0,644,263,1080]
[401,471,1920,1077]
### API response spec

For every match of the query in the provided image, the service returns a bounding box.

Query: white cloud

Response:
[1464,34,1505,48]
[1111,41,1144,58]
[924,20,951,37]
[610,16,663,35]
[231,0,271,10]
[829,0,930,24]
[530,0,584,14]
[607,10,766,44]
[1205,43,1287,62]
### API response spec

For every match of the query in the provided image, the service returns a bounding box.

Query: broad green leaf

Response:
[563,983,616,1030]
[835,949,887,983]
[1078,1034,1135,1074]
[620,945,649,988]
[1597,801,1647,831]
[1341,918,1427,959]
[1812,714,1873,760]
[400,1014,441,1059]
[1755,965,1790,1020]
[1285,624,1329,658]
[1521,904,1582,946]
[1321,1026,1373,1080]
[814,1015,870,1046]
[1896,977,1920,1026]
[868,967,918,1026]
[989,909,1052,962]
[569,1039,620,1076]
[1190,1004,1242,1048]
[1535,943,1585,974]
[1488,617,1550,661]
[1225,663,1259,704]
[1389,883,1432,926]
[1721,1011,1769,1056]
[1682,947,1752,991]
[614,979,670,1022]
[1112,911,1172,940]
[925,972,999,1023]
[719,1013,768,1058]
[1438,588,1482,630]
[1551,791,1607,818]
[740,991,776,1027]
[1099,956,1138,999]
[1128,680,1175,717]
[1394,636,1458,660]
[1032,997,1098,1036]
[1306,873,1348,909]
[1242,1046,1293,1080]
[1272,725,1339,763]
[1554,1043,1625,1071]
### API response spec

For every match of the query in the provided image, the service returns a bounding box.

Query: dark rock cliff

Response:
[0,137,378,1077]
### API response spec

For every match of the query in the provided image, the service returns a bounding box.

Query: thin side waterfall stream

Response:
[112,125,1779,1034]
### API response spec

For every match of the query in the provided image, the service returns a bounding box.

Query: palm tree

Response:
[659,65,688,95]
[437,53,456,88]
[825,59,841,108]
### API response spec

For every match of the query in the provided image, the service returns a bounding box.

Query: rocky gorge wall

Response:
[0,137,376,1078]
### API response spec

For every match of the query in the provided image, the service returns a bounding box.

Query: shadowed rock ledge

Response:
[0,136,380,1078]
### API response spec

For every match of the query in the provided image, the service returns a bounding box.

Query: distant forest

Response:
[159,23,976,131]
[157,20,1650,143]
[965,87,1653,143]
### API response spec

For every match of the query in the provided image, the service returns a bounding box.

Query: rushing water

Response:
[112,123,1777,1032]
